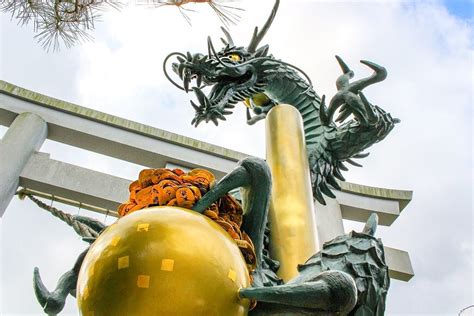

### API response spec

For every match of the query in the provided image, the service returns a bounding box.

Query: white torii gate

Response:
[0,80,414,281]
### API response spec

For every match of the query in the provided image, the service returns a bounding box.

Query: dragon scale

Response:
[261,66,326,143]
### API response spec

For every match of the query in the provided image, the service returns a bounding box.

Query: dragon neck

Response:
[264,64,328,144]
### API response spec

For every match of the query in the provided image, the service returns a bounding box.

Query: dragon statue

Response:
[30,0,396,314]
[164,0,399,205]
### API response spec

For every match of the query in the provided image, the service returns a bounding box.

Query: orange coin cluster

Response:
[118,167,256,269]
[119,168,213,215]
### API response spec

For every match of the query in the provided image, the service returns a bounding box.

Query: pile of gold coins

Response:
[118,167,256,270]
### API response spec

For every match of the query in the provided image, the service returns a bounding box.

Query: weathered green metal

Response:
[240,214,390,315]
[165,0,399,205]
[193,157,272,268]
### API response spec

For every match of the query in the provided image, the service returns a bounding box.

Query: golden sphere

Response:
[77,206,250,316]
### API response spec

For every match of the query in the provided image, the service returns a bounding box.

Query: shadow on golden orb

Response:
[76,206,251,316]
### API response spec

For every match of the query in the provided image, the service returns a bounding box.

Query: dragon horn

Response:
[221,26,234,47]
[247,0,280,53]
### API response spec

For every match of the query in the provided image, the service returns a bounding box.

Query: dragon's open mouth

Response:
[193,70,254,108]
[174,66,258,126]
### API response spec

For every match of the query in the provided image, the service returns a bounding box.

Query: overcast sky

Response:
[1,0,472,315]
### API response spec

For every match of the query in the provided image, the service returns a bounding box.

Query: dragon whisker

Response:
[163,52,188,91]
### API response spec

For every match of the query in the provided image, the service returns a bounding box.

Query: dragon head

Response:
[164,0,284,126]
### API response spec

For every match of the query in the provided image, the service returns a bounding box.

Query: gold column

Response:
[265,104,320,281]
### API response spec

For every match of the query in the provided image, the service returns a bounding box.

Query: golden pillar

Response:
[265,104,320,281]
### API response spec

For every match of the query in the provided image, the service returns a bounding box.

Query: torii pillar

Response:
[0,112,48,216]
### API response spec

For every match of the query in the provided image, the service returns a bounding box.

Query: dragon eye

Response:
[228,53,242,62]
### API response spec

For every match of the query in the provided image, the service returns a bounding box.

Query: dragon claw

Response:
[190,87,232,127]
[335,55,352,75]
[33,267,68,315]
[360,59,387,79]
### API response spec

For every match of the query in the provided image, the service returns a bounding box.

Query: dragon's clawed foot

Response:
[335,91,381,127]
[323,55,390,127]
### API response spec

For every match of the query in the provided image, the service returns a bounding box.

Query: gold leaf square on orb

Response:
[137,275,150,288]
[137,223,150,232]
[118,256,130,270]
[228,269,237,282]
[110,236,121,247]
[161,259,175,272]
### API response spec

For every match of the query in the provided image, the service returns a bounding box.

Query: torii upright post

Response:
[0,112,47,216]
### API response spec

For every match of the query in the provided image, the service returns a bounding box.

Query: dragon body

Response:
[31,1,398,314]
[165,0,399,204]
